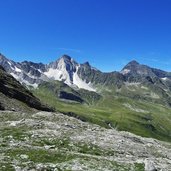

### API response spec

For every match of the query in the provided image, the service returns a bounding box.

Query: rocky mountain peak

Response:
[48,55,77,70]
[123,60,140,69]
[128,60,139,65]
[60,54,72,61]
[121,60,139,75]
[83,61,90,66]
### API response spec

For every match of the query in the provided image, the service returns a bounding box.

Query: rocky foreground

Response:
[0,111,171,171]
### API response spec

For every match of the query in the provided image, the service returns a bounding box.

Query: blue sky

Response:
[0,0,171,72]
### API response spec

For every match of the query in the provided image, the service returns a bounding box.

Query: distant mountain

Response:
[0,65,53,112]
[121,60,171,79]
[1,53,171,106]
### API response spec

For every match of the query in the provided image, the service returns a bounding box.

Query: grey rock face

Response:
[144,159,157,171]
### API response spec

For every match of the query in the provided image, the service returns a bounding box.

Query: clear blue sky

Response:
[0,0,171,72]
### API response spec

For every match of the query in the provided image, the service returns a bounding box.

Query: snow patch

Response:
[44,59,96,91]
[44,58,72,85]
[121,69,130,75]
[14,66,22,73]
[10,72,20,80]
[10,73,38,88]
[7,61,12,66]
[38,69,42,73]
[161,77,168,81]
[73,66,96,92]
[44,68,72,85]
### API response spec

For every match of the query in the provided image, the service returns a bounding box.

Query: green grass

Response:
[134,163,145,171]
[33,85,171,142]
[1,147,145,171]
[0,127,31,141]
[31,137,108,156]
[0,164,15,171]
[5,148,74,164]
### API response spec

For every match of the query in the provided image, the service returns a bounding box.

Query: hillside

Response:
[0,65,53,112]
[0,110,171,170]
[33,80,171,142]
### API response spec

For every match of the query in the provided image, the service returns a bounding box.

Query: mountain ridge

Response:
[1,53,171,106]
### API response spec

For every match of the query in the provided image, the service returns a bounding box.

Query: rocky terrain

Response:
[0,110,171,171]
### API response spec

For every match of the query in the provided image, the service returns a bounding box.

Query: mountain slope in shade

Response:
[37,80,101,105]
[0,65,53,112]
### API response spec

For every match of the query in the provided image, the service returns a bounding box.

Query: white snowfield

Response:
[44,57,72,85]
[72,66,96,91]
[14,66,22,73]
[44,58,96,91]
[121,69,130,75]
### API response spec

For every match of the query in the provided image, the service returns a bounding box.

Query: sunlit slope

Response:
[33,81,171,142]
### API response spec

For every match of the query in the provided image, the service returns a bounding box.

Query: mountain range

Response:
[1,53,171,106]
[1,53,171,142]
[1,53,171,87]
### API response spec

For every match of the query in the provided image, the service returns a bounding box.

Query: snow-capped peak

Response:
[0,53,96,91]
[73,65,96,91]
[44,55,77,85]
[44,56,96,91]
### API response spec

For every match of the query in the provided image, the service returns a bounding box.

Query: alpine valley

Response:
[1,53,171,170]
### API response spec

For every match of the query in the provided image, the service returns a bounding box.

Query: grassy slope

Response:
[33,85,171,142]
